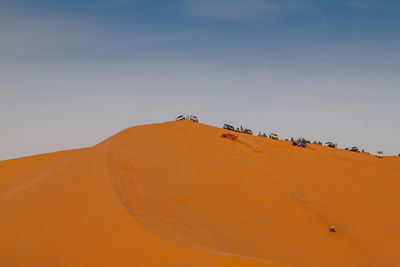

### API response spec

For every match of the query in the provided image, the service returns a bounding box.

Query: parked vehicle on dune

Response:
[350,147,360,153]
[221,133,238,140]
[292,140,306,147]
[269,133,279,140]
[325,142,337,148]
[377,151,383,158]
[223,124,234,131]
[189,115,199,123]
[243,129,253,135]
[176,115,199,122]
[176,115,185,121]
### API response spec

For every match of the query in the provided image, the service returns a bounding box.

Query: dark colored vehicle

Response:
[325,142,337,148]
[292,140,306,147]
[243,129,253,135]
[223,124,234,131]
[221,133,238,140]
[350,147,360,153]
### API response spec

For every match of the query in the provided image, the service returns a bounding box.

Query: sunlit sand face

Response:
[1,121,399,266]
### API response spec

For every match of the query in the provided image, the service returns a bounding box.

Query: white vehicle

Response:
[189,115,199,123]
[176,115,185,121]
[377,151,383,158]
[269,133,279,140]
[325,142,337,148]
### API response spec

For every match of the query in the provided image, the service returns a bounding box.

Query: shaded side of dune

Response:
[0,129,282,266]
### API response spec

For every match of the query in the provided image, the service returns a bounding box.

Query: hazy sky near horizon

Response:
[1,0,400,160]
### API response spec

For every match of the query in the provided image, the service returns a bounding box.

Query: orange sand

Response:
[1,121,399,266]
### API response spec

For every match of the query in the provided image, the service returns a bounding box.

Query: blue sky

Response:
[1,0,400,159]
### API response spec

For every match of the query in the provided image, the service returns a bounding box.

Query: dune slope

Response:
[1,120,399,266]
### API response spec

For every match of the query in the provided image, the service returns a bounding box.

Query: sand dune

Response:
[1,120,399,266]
